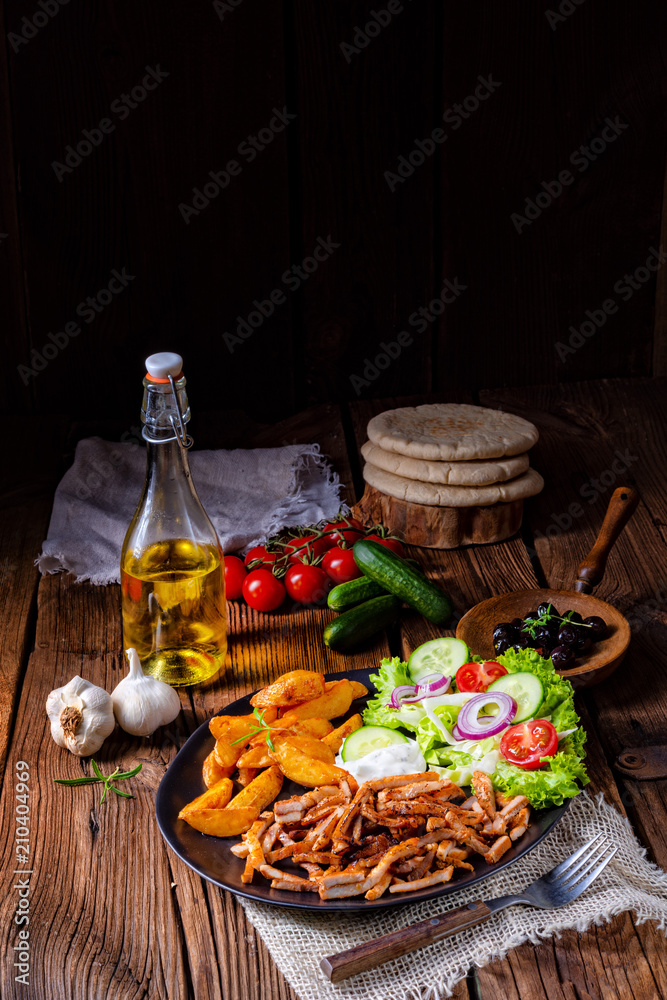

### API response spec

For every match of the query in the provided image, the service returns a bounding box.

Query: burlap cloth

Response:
[239,792,667,1000]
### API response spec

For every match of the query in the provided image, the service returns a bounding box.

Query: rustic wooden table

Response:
[1,379,666,1000]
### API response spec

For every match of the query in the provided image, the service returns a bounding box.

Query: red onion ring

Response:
[402,673,451,703]
[389,685,417,709]
[455,692,517,740]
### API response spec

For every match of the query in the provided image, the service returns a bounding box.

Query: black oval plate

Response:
[156,667,570,911]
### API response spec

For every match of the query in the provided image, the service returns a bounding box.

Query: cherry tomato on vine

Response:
[223,555,246,599]
[321,517,365,548]
[285,534,330,563]
[244,545,279,569]
[284,564,331,605]
[455,660,508,693]
[322,545,363,584]
[242,569,286,612]
[121,571,142,604]
[364,534,405,557]
[500,719,558,770]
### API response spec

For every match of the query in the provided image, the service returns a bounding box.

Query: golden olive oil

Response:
[121,539,227,687]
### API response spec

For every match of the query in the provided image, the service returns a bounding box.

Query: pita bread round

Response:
[362,462,544,507]
[367,404,539,460]
[361,441,529,486]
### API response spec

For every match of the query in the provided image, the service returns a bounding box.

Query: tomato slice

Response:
[500,719,559,770]
[455,660,508,693]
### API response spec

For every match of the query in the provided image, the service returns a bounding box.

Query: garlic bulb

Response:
[46,675,116,756]
[111,648,181,737]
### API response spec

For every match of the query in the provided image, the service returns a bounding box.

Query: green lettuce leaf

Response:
[486,647,589,806]
[493,748,589,809]
[363,647,589,810]
[363,657,426,734]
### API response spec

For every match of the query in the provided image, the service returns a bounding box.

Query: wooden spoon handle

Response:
[320,899,492,983]
[575,486,639,593]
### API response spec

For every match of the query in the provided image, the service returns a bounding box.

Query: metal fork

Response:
[321,834,617,983]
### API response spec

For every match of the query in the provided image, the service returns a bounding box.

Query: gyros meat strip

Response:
[472,771,496,821]
[389,866,454,893]
[232,770,532,900]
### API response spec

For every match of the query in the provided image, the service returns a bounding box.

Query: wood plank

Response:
[0,416,69,782]
[292,0,437,405]
[0,1,31,413]
[438,3,666,390]
[653,150,667,376]
[5,0,294,421]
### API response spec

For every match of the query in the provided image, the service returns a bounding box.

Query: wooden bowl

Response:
[456,588,631,690]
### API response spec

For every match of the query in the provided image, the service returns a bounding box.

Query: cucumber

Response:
[327,576,387,612]
[341,725,409,762]
[487,671,544,723]
[352,539,452,625]
[408,637,470,683]
[323,595,400,651]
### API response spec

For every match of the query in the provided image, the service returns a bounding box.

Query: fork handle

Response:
[320,899,492,983]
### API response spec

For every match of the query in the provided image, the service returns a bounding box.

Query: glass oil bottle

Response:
[120,352,227,686]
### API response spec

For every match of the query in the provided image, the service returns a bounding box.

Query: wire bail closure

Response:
[167,373,194,450]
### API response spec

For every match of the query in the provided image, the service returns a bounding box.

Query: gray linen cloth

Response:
[37,437,345,585]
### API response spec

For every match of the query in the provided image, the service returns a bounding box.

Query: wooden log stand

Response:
[353,485,524,549]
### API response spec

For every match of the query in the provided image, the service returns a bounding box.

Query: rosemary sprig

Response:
[521,609,593,638]
[230,707,285,752]
[54,761,142,804]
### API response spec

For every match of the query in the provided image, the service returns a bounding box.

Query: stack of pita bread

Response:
[358,403,543,547]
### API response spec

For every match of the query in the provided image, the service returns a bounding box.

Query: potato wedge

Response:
[270,743,350,788]
[280,679,354,723]
[250,670,326,709]
[237,767,260,787]
[322,713,364,753]
[228,765,283,813]
[325,679,368,700]
[291,717,334,739]
[209,708,277,741]
[180,806,259,837]
[214,738,246,770]
[202,749,235,788]
[178,777,234,819]
[274,734,335,765]
[237,744,273,769]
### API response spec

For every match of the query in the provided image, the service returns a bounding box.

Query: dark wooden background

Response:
[2,0,667,424]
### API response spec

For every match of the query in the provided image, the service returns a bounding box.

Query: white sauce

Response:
[335,738,426,784]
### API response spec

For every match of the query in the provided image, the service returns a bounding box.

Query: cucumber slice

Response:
[340,725,409,763]
[408,637,470,684]
[487,671,544,723]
